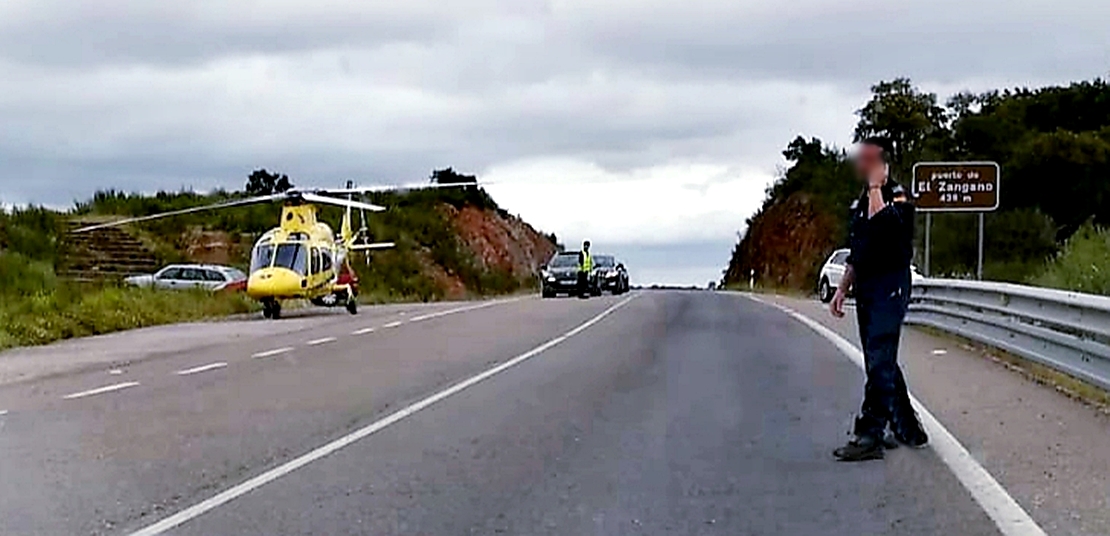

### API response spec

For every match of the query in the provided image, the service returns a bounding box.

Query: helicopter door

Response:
[310,247,321,277]
[320,249,334,277]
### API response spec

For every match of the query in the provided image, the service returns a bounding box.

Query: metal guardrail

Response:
[906,279,1110,391]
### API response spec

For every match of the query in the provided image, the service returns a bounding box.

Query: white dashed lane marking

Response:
[0,410,8,416]
[62,382,141,400]
[306,337,337,346]
[407,300,504,323]
[351,327,375,335]
[124,294,637,536]
[252,347,293,359]
[382,321,403,329]
[176,363,229,376]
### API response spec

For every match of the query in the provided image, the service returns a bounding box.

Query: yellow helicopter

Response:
[74,182,469,319]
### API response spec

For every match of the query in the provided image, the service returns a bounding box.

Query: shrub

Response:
[1031,223,1110,295]
[0,252,57,297]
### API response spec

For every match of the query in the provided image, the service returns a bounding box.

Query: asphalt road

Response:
[0,290,1086,535]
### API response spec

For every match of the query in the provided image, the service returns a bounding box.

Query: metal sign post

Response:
[924,213,932,276]
[912,162,1000,280]
[977,213,985,280]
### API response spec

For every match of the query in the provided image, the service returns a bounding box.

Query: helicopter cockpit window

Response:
[273,243,308,275]
[251,244,274,272]
[320,250,333,273]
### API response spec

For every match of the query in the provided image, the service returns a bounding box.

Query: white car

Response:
[817,249,923,303]
[125,264,247,292]
[817,249,851,303]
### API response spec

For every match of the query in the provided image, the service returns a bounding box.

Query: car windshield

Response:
[594,256,615,268]
[224,268,247,281]
[549,254,579,268]
[250,244,274,272]
[273,244,308,275]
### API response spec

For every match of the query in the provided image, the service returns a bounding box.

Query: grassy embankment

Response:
[0,207,255,350]
[1,185,537,351]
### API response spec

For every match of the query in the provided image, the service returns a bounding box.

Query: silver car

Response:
[817,249,851,303]
[125,264,247,291]
[817,249,923,303]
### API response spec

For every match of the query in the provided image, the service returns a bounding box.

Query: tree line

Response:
[724,77,1110,292]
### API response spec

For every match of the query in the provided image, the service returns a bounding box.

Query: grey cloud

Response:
[0,0,550,68]
[561,0,1110,86]
[1,0,1106,208]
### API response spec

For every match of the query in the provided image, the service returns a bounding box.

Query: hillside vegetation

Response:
[724,78,1110,294]
[0,169,555,349]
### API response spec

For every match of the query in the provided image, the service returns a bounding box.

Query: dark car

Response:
[592,255,629,295]
[540,251,586,298]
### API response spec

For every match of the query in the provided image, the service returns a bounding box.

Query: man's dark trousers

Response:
[853,271,914,440]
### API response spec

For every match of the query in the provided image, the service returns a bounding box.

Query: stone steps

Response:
[58,220,161,280]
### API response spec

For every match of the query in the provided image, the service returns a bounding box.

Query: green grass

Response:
[0,251,257,350]
[0,285,257,351]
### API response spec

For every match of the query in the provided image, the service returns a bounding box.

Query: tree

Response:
[430,168,477,185]
[723,137,856,289]
[854,78,949,170]
[245,169,294,196]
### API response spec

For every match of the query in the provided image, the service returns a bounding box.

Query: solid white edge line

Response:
[176,363,229,376]
[125,293,638,536]
[306,337,337,346]
[252,347,293,359]
[745,294,1046,536]
[62,381,141,400]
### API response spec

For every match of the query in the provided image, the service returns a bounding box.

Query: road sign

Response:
[912,161,1001,281]
[911,162,1000,212]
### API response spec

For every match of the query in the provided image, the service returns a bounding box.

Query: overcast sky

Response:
[1,0,1107,285]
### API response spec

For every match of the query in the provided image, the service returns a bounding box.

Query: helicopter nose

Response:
[247,268,304,300]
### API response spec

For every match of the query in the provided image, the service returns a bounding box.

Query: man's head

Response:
[854,136,893,182]
[583,240,591,251]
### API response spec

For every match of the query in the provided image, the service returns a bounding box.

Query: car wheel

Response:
[818,278,833,303]
[542,288,555,298]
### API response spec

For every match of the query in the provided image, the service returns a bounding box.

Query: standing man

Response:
[829,137,928,462]
[578,240,593,299]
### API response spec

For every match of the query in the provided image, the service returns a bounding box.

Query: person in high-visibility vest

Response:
[577,240,593,298]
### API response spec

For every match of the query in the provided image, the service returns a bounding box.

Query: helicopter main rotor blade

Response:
[72,193,286,233]
[349,241,396,251]
[313,181,491,195]
[299,193,386,212]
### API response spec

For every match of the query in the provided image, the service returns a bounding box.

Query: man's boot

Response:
[833,434,884,462]
[893,410,929,449]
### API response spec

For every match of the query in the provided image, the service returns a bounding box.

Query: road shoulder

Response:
[761,293,1110,536]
